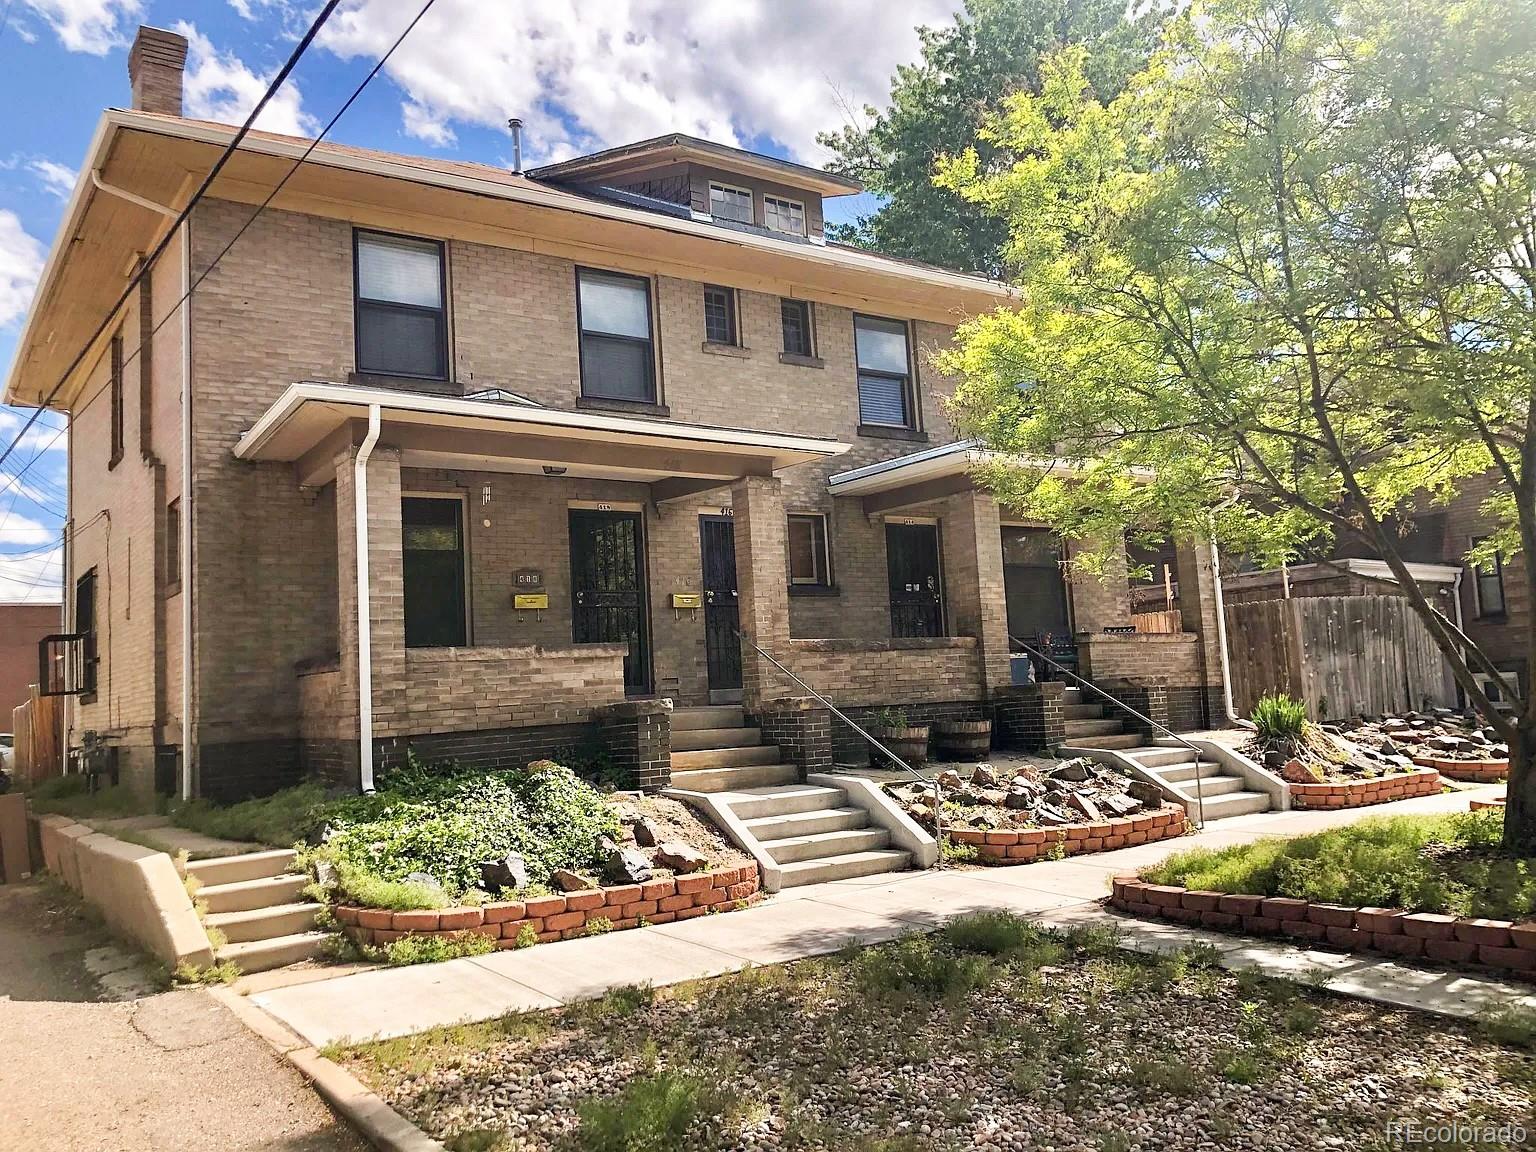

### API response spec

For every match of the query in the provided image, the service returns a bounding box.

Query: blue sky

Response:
[0,0,959,603]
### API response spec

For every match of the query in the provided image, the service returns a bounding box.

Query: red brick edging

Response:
[1288,767,1440,810]
[1111,877,1536,978]
[1412,756,1508,783]
[335,864,760,949]
[948,806,1187,863]
[1470,797,1506,812]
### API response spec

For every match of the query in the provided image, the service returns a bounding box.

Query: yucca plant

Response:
[1251,693,1308,743]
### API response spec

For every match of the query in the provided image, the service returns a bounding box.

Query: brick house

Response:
[3,26,1229,802]
[1,602,61,719]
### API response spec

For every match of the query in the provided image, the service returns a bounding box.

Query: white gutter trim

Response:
[1209,536,1240,725]
[354,404,381,793]
[179,221,194,801]
[90,169,177,218]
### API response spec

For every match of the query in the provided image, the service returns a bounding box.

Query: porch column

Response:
[731,475,791,711]
[1174,536,1229,726]
[940,490,1012,696]
[334,444,405,786]
[1067,535,1132,633]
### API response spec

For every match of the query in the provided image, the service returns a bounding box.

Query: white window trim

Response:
[788,511,831,585]
[708,181,755,224]
[763,194,807,237]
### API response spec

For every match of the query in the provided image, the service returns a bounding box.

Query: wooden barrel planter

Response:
[868,725,930,768]
[933,719,992,760]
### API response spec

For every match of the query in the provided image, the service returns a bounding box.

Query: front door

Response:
[886,522,944,637]
[699,515,741,694]
[1001,526,1075,675]
[569,509,651,694]
[402,496,467,647]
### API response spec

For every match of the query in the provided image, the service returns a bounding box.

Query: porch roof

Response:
[234,381,850,496]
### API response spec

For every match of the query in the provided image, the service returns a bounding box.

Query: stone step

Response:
[1066,733,1145,751]
[777,849,911,888]
[765,827,891,864]
[670,726,762,753]
[1063,718,1125,738]
[671,706,746,731]
[184,848,297,886]
[1153,759,1227,783]
[199,873,310,915]
[1128,747,1200,769]
[216,931,329,974]
[1062,686,1084,704]
[743,806,868,841]
[205,901,320,944]
[1168,773,1246,798]
[1062,703,1104,720]
[725,785,847,821]
[671,744,781,771]
[1188,790,1271,820]
[670,763,800,793]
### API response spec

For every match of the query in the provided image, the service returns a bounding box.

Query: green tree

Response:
[935,0,1536,846]
[818,0,1160,276]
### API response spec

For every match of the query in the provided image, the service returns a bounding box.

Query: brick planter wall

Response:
[335,864,760,948]
[1111,878,1536,980]
[1413,756,1509,783]
[947,805,1187,863]
[1288,768,1440,810]
[1471,796,1507,812]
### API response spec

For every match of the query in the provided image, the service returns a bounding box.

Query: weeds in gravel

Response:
[1478,1005,1536,1050]
[945,910,1043,955]
[566,1069,734,1152]
[1123,1057,1205,1098]
[171,959,241,985]
[335,1013,553,1079]
[852,934,993,1004]
[565,984,655,1028]
[444,1131,505,1152]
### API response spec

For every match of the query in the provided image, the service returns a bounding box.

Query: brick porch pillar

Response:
[1175,536,1228,727]
[941,489,1012,696]
[334,443,405,787]
[731,475,791,712]
[1067,534,1132,633]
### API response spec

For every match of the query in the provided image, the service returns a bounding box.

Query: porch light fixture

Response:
[543,465,567,476]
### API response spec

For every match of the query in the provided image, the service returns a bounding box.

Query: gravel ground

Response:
[340,922,1536,1151]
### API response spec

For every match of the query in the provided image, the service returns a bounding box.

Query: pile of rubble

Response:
[884,758,1169,831]
[1337,712,1509,764]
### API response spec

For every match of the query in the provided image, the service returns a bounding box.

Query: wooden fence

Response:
[1225,595,1455,719]
[10,685,63,788]
[1131,609,1183,635]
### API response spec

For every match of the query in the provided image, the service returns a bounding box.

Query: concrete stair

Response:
[187,848,326,973]
[668,708,911,888]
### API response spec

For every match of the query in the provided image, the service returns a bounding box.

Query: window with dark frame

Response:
[788,513,831,586]
[854,314,914,428]
[165,498,181,591]
[780,299,814,358]
[1473,536,1506,617]
[109,331,124,467]
[354,230,448,380]
[763,195,806,236]
[577,268,656,402]
[76,568,98,696]
[708,182,753,224]
[703,284,738,345]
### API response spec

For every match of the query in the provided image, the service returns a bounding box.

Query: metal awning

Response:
[234,381,850,502]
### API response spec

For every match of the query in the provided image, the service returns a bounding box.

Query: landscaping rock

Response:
[969,764,998,787]
[478,852,529,893]
[1066,792,1103,822]
[602,837,654,884]
[631,817,662,848]
[404,871,448,900]
[654,841,709,874]
[935,770,962,790]
[552,869,597,892]
[1048,757,1095,782]
[1281,757,1320,785]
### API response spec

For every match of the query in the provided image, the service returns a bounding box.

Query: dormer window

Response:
[709,182,753,225]
[764,195,806,237]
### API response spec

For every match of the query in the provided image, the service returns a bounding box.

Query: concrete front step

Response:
[670,726,762,753]
[777,849,911,888]
[1067,733,1144,751]
[216,931,329,974]
[671,706,745,731]
[1063,718,1125,738]
[1186,790,1272,819]
[726,784,847,821]
[765,827,891,864]
[1163,773,1246,799]
[1127,747,1200,769]
[743,806,867,841]
[200,873,310,915]
[184,848,297,887]
[206,901,320,944]
[1153,759,1230,784]
[1062,686,1084,704]
[670,763,800,793]
[671,744,781,771]
[1062,703,1104,720]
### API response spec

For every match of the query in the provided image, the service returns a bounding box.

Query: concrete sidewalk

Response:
[249,782,1528,1048]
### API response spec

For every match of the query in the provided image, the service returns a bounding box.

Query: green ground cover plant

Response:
[1142,811,1536,918]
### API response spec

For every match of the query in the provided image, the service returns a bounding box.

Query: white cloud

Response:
[317,0,955,164]
[0,512,58,547]
[175,21,318,137]
[0,543,63,603]
[21,0,141,54]
[28,159,77,200]
[0,211,46,330]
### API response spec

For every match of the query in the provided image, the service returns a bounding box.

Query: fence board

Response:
[1225,595,1454,719]
[10,686,62,788]
[1131,610,1183,634]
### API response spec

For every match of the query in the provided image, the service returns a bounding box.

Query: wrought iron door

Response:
[699,515,741,691]
[569,509,651,693]
[886,522,945,637]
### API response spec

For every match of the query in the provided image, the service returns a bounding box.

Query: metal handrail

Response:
[1011,635,1206,828]
[734,629,947,863]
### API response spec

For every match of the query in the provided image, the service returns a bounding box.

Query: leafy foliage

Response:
[852,934,995,1003]
[384,931,497,967]
[568,1069,735,1152]
[172,781,331,847]
[1250,694,1308,742]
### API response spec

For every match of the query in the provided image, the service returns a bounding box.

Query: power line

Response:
[0,0,346,477]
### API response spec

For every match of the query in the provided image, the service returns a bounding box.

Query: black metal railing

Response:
[1011,635,1206,827]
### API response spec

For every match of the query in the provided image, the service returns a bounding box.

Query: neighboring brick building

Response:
[3,26,1227,800]
[0,602,60,719]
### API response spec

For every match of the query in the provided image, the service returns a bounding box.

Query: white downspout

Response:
[179,221,194,801]
[1208,537,1240,724]
[354,404,381,793]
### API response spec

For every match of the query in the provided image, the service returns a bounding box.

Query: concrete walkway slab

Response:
[468,930,748,1000]
[795,869,1086,926]
[646,896,911,964]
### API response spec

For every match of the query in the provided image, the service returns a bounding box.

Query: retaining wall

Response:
[1288,768,1440,810]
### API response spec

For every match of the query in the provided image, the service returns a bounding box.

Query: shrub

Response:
[171,781,330,847]
[1250,693,1307,742]
[945,911,1044,956]
[570,1069,729,1152]
[853,936,992,1003]
[868,707,911,729]
[384,931,497,966]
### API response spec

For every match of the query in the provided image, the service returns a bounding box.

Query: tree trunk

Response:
[1502,721,1536,853]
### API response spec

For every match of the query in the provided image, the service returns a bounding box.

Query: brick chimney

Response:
[127,26,189,117]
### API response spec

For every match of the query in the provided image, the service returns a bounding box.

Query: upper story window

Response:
[781,299,814,358]
[1473,537,1506,618]
[354,231,448,380]
[709,182,753,225]
[764,195,806,237]
[854,314,914,428]
[108,331,124,468]
[577,268,656,402]
[703,285,738,346]
[75,568,99,697]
